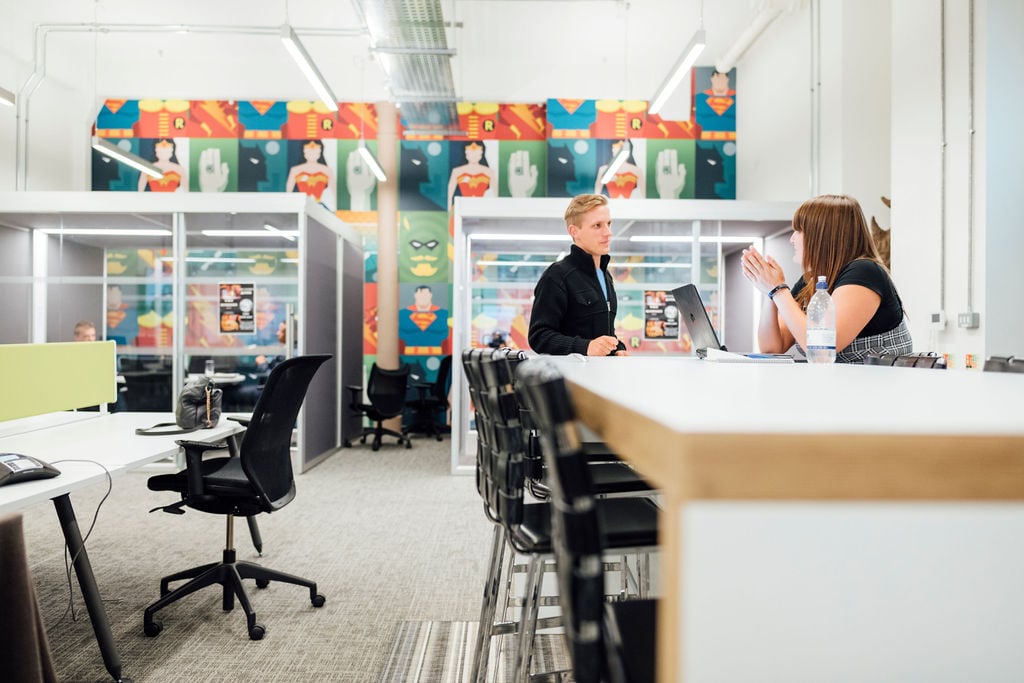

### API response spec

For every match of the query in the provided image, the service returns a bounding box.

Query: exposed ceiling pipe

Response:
[714,0,789,74]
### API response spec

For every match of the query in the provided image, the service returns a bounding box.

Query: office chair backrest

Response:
[240,354,331,510]
[984,355,1024,373]
[432,354,453,402]
[481,348,528,526]
[515,358,606,683]
[367,363,410,418]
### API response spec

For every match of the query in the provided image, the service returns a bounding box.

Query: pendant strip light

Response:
[648,28,707,115]
[280,25,339,112]
[91,136,164,179]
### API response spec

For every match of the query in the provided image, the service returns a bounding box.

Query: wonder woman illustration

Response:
[286,139,335,204]
[137,138,186,192]
[447,140,496,207]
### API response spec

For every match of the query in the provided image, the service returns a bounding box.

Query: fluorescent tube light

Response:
[91,136,164,179]
[0,86,14,107]
[39,228,171,237]
[476,260,555,267]
[264,223,296,242]
[629,235,758,244]
[280,25,339,112]
[648,28,706,116]
[158,256,258,264]
[599,145,631,186]
[357,140,387,182]
[472,234,569,242]
[606,262,691,269]
[202,229,300,239]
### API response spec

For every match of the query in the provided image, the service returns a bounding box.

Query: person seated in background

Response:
[73,320,97,342]
[740,194,913,363]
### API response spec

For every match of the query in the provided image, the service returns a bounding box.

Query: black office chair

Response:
[345,363,412,450]
[405,354,453,441]
[984,355,1024,373]
[517,358,657,683]
[143,354,332,641]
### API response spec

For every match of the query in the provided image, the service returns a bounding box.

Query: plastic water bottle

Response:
[806,275,836,364]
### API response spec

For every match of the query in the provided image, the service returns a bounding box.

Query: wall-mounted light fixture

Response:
[280,25,338,112]
[357,140,387,182]
[0,86,15,107]
[648,28,706,116]
[91,136,164,179]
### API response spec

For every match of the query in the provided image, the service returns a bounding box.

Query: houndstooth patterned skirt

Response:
[797,317,914,364]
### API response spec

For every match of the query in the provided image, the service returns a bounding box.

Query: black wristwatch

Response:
[767,283,790,300]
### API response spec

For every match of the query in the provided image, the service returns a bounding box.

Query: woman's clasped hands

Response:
[741,247,787,296]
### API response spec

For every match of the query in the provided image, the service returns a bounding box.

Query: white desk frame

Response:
[546,356,1024,683]
[0,411,244,682]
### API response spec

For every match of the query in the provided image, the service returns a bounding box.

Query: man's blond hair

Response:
[564,193,608,231]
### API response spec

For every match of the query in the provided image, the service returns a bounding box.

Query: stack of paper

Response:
[704,348,795,363]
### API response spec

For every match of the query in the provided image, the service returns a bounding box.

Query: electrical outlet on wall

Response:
[930,312,946,328]
[957,312,980,329]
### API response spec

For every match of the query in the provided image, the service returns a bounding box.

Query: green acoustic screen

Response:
[0,341,117,422]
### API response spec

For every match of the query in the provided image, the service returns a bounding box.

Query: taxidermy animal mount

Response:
[871,195,892,270]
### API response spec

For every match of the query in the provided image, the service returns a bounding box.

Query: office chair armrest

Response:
[176,440,229,496]
[345,384,364,408]
[228,416,251,427]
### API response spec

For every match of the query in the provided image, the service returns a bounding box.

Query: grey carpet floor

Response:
[20,437,501,682]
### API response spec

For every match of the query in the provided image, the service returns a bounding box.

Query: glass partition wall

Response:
[0,193,362,472]
[451,197,799,473]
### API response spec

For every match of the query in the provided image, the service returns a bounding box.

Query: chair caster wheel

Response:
[343,439,351,448]
[435,435,442,442]
[372,441,380,451]
[249,623,266,640]
[405,440,412,449]
[144,618,163,637]
[360,436,367,444]
[256,578,270,589]
[312,594,326,608]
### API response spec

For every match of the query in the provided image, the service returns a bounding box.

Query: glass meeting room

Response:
[0,192,363,470]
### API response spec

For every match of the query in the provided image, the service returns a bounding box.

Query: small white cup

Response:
[204,359,216,378]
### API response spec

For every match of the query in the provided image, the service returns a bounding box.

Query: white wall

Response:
[984,0,1024,357]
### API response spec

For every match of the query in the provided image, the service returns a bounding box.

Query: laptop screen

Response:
[671,284,726,355]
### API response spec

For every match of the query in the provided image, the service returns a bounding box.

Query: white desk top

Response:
[0,412,243,514]
[546,355,1024,437]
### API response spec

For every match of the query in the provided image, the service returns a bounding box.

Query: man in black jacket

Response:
[528,194,628,356]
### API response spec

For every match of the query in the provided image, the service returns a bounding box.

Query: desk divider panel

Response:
[0,341,116,421]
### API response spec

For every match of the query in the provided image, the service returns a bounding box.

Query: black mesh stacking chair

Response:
[143,354,331,641]
[517,358,657,683]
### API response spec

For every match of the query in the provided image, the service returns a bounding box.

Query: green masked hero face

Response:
[399,211,450,283]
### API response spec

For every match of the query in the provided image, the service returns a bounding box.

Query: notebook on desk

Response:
[670,284,795,363]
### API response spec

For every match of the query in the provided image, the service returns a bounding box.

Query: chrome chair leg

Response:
[513,555,544,683]
[488,544,521,683]
[471,524,507,683]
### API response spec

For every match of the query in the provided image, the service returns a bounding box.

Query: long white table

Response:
[545,356,1024,683]
[0,411,244,683]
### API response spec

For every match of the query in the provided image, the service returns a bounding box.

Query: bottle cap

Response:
[816,275,827,289]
